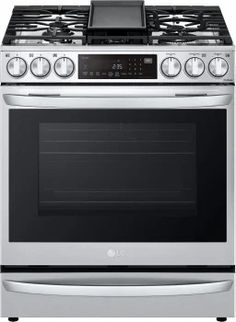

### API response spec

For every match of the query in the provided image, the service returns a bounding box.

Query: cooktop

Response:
[2,3,232,46]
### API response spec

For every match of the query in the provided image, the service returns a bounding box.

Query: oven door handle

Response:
[3,93,232,108]
[3,280,232,297]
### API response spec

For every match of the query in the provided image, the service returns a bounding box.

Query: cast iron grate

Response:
[2,5,232,45]
[146,6,232,45]
[3,6,89,45]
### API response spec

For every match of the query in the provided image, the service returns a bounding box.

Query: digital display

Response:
[79,54,157,79]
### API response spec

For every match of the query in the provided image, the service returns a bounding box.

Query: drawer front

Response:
[1,272,234,317]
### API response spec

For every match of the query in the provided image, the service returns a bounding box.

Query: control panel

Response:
[1,50,234,83]
[79,54,157,79]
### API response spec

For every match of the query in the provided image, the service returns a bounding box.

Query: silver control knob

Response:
[161,57,181,77]
[209,57,229,77]
[185,57,205,77]
[7,57,27,77]
[54,57,74,77]
[31,57,50,77]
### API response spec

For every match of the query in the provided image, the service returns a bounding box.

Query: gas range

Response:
[0,1,235,321]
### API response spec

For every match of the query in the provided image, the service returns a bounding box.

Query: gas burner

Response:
[42,16,74,43]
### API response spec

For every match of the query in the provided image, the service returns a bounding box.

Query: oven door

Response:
[0,85,233,266]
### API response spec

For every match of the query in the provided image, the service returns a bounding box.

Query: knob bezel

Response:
[160,57,182,78]
[185,57,205,78]
[208,57,229,78]
[54,57,75,78]
[30,57,51,78]
[7,57,27,78]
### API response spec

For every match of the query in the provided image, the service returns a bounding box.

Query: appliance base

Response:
[216,318,227,322]
[1,272,234,318]
[8,318,19,322]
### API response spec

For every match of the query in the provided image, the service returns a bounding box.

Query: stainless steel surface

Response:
[0,45,234,83]
[3,93,232,109]
[1,272,234,317]
[0,84,234,266]
[3,279,233,297]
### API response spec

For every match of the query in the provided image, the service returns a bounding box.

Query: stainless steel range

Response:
[0,2,234,321]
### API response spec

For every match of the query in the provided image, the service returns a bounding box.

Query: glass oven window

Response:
[39,123,196,216]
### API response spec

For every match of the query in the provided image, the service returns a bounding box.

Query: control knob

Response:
[161,57,181,77]
[31,57,50,77]
[7,57,27,77]
[54,57,74,77]
[209,57,229,77]
[185,57,205,77]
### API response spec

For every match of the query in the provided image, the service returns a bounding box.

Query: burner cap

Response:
[42,16,74,43]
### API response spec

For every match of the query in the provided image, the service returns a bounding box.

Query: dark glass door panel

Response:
[39,123,196,214]
[9,109,226,242]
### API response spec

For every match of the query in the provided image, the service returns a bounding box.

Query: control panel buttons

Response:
[7,57,27,77]
[161,57,181,77]
[79,54,157,79]
[30,57,50,77]
[185,57,205,77]
[209,57,229,77]
[54,57,74,77]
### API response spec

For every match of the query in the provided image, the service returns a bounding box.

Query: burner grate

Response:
[3,6,89,45]
[146,6,232,45]
[2,5,232,46]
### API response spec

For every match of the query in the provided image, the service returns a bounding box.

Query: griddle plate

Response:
[88,1,146,30]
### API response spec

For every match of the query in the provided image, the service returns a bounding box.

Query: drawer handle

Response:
[3,94,232,109]
[3,280,233,297]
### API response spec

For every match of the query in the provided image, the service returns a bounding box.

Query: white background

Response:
[0,0,235,321]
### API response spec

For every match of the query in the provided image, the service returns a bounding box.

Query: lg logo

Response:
[107,248,125,258]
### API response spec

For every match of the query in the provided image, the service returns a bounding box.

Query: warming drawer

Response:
[1,272,234,317]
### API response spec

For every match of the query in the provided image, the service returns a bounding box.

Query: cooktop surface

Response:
[2,3,232,46]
